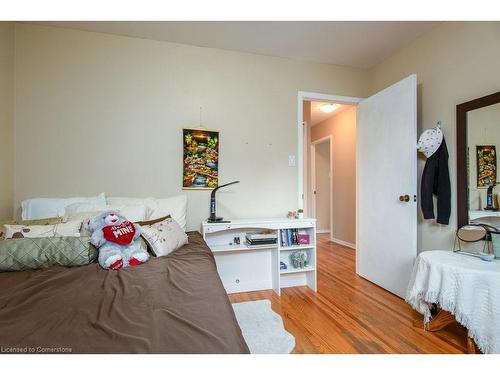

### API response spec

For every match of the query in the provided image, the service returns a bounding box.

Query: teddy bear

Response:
[85,210,149,270]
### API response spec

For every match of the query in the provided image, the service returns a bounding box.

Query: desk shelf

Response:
[202,218,317,296]
[280,245,315,251]
[210,244,278,253]
[280,266,316,275]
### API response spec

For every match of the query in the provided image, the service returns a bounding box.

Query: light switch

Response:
[288,155,296,167]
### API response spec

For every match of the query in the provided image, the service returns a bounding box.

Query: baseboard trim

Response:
[316,229,330,234]
[331,237,356,250]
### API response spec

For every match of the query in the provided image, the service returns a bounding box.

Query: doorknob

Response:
[399,194,410,202]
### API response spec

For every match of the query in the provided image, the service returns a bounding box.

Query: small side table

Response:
[413,309,480,353]
[407,250,500,354]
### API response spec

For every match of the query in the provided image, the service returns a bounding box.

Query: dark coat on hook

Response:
[421,138,451,225]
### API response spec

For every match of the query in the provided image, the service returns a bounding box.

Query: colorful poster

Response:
[183,128,219,189]
[477,145,496,188]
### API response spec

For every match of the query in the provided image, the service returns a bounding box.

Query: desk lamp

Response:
[207,181,240,223]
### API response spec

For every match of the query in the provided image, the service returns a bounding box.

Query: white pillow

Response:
[21,193,106,220]
[63,211,103,227]
[4,220,83,239]
[107,195,187,230]
[152,196,187,230]
[140,217,188,257]
[61,203,150,222]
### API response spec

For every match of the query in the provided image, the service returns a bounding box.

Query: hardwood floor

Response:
[229,234,468,353]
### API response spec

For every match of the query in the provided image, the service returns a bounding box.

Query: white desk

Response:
[202,218,317,295]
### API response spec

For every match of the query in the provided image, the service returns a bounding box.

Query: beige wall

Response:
[314,140,331,231]
[10,21,500,246]
[311,106,356,245]
[13,23,368,230]
[0,22,14,219]
[369,21,500,251]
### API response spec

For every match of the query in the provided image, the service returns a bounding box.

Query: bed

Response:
[0,231,249,354]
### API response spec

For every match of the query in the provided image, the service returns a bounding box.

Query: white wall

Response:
[0,22,14,219]
[311,106,356,245]
[369,21,500,251]
[13,23,368,230]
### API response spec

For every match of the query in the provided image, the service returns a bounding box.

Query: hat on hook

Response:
[417,126,443,158]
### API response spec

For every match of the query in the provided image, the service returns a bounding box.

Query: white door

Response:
[357,74,417,298]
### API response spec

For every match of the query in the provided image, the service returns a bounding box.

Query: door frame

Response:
[297,91,363,211]
[310,135,333,235]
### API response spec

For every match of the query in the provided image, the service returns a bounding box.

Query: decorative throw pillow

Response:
[136,215,171,226]
[3,220,82,239]
[0,217,63,240]
[0,236,97,272]
[140,217,188,257]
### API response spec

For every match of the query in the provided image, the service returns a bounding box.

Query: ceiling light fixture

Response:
[319,103,338,113]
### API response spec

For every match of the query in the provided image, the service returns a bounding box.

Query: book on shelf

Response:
[245,238,277,245]
[287,229,293,246]
[245,230,278,247]
[280,230,286,247]
[245,240,277,248]
[280,228,310,247]
[246,231,277,241]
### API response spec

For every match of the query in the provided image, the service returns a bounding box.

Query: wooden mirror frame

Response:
[456,91,500,228]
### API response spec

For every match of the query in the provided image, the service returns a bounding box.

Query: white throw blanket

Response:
[406,250,500,354]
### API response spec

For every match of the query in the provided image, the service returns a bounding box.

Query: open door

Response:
[311,137,332,233]
[357,74,417,298]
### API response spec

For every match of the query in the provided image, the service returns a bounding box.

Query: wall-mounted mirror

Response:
[457,91,500,228]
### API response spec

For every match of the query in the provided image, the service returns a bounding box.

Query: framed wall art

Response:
[182,128,219,189]
[476,145,496,188]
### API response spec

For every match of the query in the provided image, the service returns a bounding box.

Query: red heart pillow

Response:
[102,221,136,246]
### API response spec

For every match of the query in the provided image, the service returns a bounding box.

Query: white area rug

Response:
[232,299,295,354]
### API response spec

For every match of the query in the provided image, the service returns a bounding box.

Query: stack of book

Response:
[245,231,278,247]
[281,228,309,247]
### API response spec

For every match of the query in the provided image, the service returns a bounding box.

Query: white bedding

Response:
[21,193,106,220]
[21,193,187,231]
[21,193,188,231]
[107,195,187,230]
[61,203,151,222]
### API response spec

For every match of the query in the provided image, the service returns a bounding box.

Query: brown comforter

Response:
[0,232,249,354]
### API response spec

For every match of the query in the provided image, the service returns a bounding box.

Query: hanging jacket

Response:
[421,138,451,225]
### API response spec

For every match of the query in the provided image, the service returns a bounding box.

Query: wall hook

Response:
[198,106,205,128]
